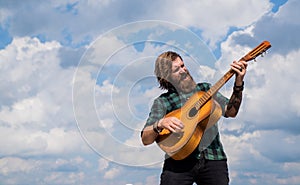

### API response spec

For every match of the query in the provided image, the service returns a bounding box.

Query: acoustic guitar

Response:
[156,41,271,160]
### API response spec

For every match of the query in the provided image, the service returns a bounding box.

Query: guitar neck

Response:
[208,69,235,97]
[194,40,271,110]
[197,69,235,107]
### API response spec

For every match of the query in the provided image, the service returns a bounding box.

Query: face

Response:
[169,57,196,93]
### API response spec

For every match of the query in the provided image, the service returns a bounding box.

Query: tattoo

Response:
[225,90,242,117]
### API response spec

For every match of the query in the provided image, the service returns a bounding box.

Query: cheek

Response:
[170,74,180,84]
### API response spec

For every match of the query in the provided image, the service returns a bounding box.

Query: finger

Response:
[239,60,247,65]
[231,64,243,72]
[238,65,243,72]
[231,61,241,68]
[168,126,177,133]
[161,117,181,132]
[232,60,247,72]
[238,60,248,69]
[170,117,184,129]
[169,124,183,133]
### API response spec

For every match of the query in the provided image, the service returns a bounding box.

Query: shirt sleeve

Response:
[143,97,167,129]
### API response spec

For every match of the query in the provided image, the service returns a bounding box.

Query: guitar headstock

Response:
[241,41,271,62]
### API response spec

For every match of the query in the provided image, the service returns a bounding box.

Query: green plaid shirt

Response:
[144,83,229,160]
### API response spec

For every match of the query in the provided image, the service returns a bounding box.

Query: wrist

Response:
[233,81,244,92]
[234,77,244,86]
[153,120,163,134]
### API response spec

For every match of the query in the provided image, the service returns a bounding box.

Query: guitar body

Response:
[155,41,271,160]
[156,91,222,160]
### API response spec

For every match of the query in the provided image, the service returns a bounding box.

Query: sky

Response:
[0,0,299,185]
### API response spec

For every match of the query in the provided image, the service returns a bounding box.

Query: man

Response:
[141,51,247,185]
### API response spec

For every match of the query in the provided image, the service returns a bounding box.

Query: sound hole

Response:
[189,107,198,117]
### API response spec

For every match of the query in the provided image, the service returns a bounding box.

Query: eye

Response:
[173,66,179,73]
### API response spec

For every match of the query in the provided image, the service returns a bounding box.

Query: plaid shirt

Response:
[144,83,229,160]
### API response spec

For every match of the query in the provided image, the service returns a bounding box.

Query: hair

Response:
[154,51,183,90]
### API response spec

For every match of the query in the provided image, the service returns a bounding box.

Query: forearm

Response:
[224,81,243,118]
[141,123,160,145]
[141,117,184,145]
[226,59,247,117]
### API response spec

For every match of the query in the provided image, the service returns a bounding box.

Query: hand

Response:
[158,117,184,133]
[230,60,247,85]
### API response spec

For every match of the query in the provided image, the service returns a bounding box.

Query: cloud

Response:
[0,0,299,184]
[152,0,272,47]
[230,0,300,55]
[255,130,300,162]
[0,156,90,185]
[0,37,91,158]
[0,0,274,48]
[210,1,300,184]
[0,157,35,175]
[217,47,300,137]
[0,126,88,156]
[103,167,121,179]
[215,17,300,133]
[0,37,78,132]
[98,158,109,172]
[221,129,300,184]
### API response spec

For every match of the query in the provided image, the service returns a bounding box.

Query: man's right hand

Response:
[158,117,184,133]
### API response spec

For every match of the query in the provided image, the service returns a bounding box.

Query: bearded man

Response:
[141,51,247,185]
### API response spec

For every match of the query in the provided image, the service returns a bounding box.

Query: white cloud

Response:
[155,0,272,47]
[0,126,88,156]
[0,157,36,175]
[1,0,299,184]
[0,97,47,127]
[1,0,273,48]
[198,65,216,81]
[0,156,91,185]
[215,23,300,130]
[0,37,91,158]
[236,49,300,132]
[103,167,121,179]
[98,158,109,172]
[221,129,300,184]
[0,37,76,127]
[46,128,87,154]
[210,1,300,184]
[44,172,85,185]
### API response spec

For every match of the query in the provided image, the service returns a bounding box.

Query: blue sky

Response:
[0,0,299,185]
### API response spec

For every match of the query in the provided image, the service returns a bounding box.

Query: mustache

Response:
[180,71,192,80]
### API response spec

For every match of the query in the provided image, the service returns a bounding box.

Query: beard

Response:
[174,72,197,93]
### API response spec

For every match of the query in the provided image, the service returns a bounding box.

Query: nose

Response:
[179,67,186,74]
